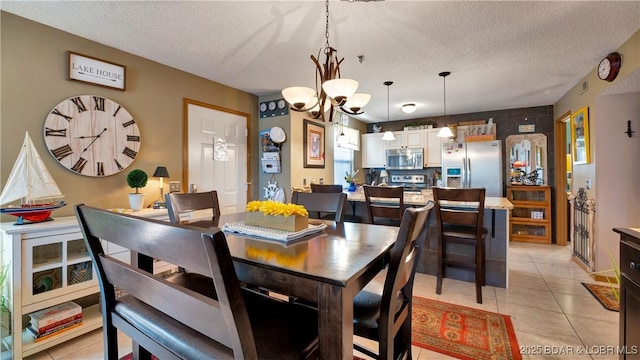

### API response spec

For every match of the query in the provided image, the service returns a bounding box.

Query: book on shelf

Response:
[29,301,82,329]
[29,313,83,334]
[26,319,83,342]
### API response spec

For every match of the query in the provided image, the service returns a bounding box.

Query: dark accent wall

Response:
[368,105,557,241]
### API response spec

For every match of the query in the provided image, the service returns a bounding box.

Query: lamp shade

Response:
[381,130,396,141]
[153,166,170,178]
[380,169,390,178]
[437,126,454,138]
[282,87,317,110]
[322,79,358,105]
[343,93,371,113]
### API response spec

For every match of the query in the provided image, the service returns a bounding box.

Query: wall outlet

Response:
[586,179,592,190]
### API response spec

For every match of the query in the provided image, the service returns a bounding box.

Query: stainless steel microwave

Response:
[385,148,424,170]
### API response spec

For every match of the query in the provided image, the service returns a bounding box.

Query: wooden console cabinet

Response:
[614,227,640,359]
[0,209,173,359]
[507,185,551,244]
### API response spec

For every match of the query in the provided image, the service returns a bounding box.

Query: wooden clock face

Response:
[43,95,141,177]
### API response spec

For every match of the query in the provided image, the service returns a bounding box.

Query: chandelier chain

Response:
[324,0,330,52]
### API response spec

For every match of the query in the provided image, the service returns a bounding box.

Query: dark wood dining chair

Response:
[433,187,487,304]
[310,183,343,193]
[75,204,319,360]
[363,185,404,226]
[352,202,434,360]
[292,191,347,222]
[165,191,221,228]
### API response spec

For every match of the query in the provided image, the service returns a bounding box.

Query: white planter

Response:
[128,193,145,211]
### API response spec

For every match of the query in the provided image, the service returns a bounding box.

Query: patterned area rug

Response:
[412,296,522,360]
[582,282,620,312]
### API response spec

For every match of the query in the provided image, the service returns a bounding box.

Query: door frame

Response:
[554,110,571,246]
[182,98,251,200]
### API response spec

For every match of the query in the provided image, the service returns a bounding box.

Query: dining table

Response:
[218,212,399,359]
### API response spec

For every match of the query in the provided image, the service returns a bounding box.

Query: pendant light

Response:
[381,81,396,141]
[437,71,454,138]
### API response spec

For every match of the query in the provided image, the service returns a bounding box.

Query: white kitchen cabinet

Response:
[0,209,173,359]
[425,129,447,167]
[384,130,425,149]
[361,133,386,168]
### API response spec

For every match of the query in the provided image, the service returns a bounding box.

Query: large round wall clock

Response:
[43,95,141,177]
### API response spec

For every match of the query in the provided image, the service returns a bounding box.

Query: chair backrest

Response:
[432,187,486,237]
[363,185,404,225]
[291,191,347,222]
[74,204,257,359]
[310,184,343,193]
[379,202,434,353]
[165,191,221,228]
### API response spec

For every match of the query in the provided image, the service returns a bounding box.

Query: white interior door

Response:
[187,102,247,214]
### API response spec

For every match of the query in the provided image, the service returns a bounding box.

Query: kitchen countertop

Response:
[345,189,513,210]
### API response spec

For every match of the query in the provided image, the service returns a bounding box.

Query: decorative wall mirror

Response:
[506,134,547,185]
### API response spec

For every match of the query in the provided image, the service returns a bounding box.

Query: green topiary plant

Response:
[127,169,148,194]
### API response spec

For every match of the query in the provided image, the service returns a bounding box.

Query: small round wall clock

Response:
[597,52,622,82]
[43,95,141,177]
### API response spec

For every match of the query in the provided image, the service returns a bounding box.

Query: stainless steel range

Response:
[389,174,427,194]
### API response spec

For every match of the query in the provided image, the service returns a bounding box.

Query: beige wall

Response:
[554,30,640,199]
[1,12,260,221]
[554,29,640,271]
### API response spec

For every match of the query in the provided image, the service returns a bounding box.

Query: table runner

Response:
[222,221,327,244]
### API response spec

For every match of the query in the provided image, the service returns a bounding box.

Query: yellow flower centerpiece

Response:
[245,200,309,232]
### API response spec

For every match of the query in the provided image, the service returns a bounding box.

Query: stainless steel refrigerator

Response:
[441,140,503,196]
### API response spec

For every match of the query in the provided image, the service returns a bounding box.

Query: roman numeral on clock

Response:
[51,144,73,161]
[113,105,121,117]
[51,108,73,122]
[96,162,104,176]
[122,147,137,159]
[71,157,87,173]
[122,119,136,128]
[114,159,123,171]
[127,135,140,142]
[70,97,87,112]
[45,127,67,137]
[93,96,105,111]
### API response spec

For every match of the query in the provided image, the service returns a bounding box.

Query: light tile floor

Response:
[24,242,620,360]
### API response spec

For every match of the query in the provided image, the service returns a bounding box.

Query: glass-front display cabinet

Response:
[507,185,551,244]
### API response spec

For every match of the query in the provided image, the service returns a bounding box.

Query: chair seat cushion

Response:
[353,288,404,331]
[165,273,318,359]
[442,224,488,240]
[115,295,232,359]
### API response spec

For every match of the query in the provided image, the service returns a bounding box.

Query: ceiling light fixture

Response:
[437,71,454,138]
[281,0,370,122]
[401,103,416,114]
[381,81,396,141]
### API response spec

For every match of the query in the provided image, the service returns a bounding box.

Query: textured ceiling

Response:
[2,1,639,123]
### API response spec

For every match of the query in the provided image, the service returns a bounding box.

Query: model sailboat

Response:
[0,132,66,224]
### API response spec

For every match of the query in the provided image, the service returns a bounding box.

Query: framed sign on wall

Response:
[571,107,590,165]
[303,119,325,168]
[67,51,126,90]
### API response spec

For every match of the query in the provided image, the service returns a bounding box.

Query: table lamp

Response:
[380,169,390,185]
[152,166,170,209]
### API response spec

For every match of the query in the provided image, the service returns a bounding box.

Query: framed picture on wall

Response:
[571,106,590,164]
[67,51,126,90]
[303,119,325,168]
